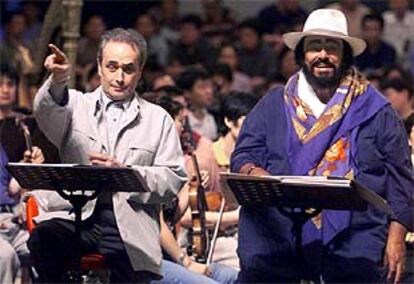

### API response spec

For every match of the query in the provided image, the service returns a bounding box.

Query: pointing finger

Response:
[48,44,67,64]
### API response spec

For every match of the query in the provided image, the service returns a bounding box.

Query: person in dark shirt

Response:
[256,0,307,35]
[355,13,397,73]
[232,9,413,283]
[168,15,216,73]
[381,78,414,135]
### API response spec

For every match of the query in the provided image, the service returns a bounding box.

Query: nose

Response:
[318,48,328,59]
[115,69,125,85]
[0,84,9,95]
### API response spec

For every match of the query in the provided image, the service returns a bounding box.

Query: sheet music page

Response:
[7,162,79,167]
[220,173,351,187]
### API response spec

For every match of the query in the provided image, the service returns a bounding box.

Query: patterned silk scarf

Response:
[284,68,388,245]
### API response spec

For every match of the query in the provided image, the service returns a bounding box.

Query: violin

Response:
[187,147,210,263]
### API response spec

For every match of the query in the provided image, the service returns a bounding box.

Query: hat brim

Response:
[283,29,366,56]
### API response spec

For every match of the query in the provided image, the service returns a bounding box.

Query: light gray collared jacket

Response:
[33,77,187,276]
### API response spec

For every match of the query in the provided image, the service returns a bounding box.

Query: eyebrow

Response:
[106,61,136,68]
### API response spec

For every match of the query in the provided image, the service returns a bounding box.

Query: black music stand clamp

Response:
[220,173,393,278]
[6,163,150,283]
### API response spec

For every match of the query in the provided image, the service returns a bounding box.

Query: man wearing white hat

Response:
[231,9,413,283]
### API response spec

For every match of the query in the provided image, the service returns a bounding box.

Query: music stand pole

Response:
[54,184,101,282]
[278,207,321,278]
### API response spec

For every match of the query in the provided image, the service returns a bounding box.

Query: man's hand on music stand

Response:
[22,146,45,164]
[89,152,124,168]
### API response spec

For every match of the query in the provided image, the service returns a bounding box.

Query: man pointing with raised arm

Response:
[28,28,187,283]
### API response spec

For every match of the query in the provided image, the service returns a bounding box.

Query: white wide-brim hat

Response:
[283,9,366,56]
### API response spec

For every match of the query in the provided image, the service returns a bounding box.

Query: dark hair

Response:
[97,28,147,68]
[156,95,184,119]
[212,63,233,82]
[155,85,184,97]
[222,92,259,124]
[180,14,203,30]
[381,78,413,99]
[294,38,354,71]
[382,65,413,84]
[176,67,210,91]
[0,64,19,86]
[238,18,262,36]
[362,13,384,30]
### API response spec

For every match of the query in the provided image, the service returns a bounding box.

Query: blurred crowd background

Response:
[0,0,413,140]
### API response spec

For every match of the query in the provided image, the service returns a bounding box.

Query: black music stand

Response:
[6,163,150,282]
[220,173,393,277]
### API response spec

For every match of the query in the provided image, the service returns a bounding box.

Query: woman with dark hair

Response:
[213,92,258,171]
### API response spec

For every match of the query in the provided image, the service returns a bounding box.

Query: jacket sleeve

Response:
[380,107,414,230]
[230,90,281,173]
[33,76,80,150]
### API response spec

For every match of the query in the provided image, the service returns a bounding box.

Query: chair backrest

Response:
[26,196,39,234]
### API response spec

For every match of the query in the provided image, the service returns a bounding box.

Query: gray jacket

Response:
[33,77,187,275]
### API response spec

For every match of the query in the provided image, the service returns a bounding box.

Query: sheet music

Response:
[219,173,392,215]
[6,163,150,193]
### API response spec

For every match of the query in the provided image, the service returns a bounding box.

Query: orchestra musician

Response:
[231,9,414,283]
[0,143,44,284]
[28,28,187,283]
[0,64,58,163]
[154,95,238,284]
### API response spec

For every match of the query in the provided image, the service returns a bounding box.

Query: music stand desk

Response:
[7,163,149,281]
[220,173,393,276]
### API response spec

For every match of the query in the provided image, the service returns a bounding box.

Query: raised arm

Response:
[33,44,78,149]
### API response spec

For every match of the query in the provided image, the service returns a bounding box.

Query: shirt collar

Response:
[298,70,327,118]
[93,87,141,116]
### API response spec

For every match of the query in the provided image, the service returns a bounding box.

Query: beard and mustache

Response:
[302,57,349,89]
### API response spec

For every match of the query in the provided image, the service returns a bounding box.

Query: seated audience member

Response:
[256,0,308,35]
[168,14,216,73]
[0,144,44,284]
[217,43,252,93]
[236,18,277,89]
[382,0,414,67]
[76,15,106,79]
[278,45,300,82]
[0,13,35,109]
[382,64,413,82]
[326,0,372,37]
[177,67,218,141]
[356,13,397,73]
[135,13,170,68]
[201,0,236,48]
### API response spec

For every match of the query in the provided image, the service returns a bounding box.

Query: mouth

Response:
[112,86,127,92]
[312,63,336,76]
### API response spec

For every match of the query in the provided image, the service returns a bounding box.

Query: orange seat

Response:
[26,196,106,270]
